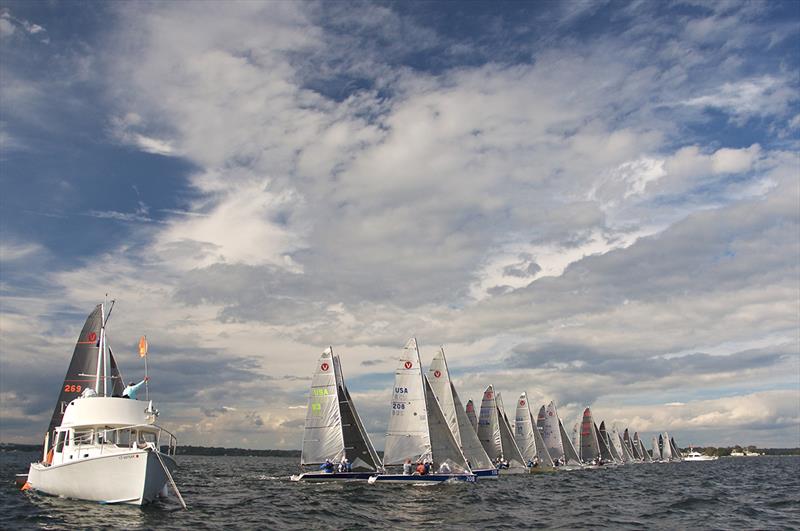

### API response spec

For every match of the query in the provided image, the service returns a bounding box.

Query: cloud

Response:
[681,76,797,123]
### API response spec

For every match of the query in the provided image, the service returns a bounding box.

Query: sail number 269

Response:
[63,384,82,393]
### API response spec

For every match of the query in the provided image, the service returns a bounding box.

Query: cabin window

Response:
[116,429,132,448]
[73,431,92,446]
[54,432,65,453]
[64,431,71,447]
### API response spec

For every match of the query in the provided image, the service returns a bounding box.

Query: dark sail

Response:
[339,385,380,471]
[595,422,614,461]
[46,305,103,438]
[108,348,126,397]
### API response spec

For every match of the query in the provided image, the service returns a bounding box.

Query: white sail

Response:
[301,347,345,465]
[383,339,431,466]
[651,435,661,460]
[465,399,478,432]
[610,426,628,462]
[427,347,460,446]
[638,437,652,462]
[559,418,582,465]
[531,410,555,466]
[514,393,537,462]
[477,385,501,459]
[542,401,565,460]
[426,346,492,470]
[618,431,635,462]
[496,393,527,471]
[423,375,470,472]
[661,432,673,460]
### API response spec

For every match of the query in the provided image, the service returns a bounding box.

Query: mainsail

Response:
[46,305,124,440]
[542,401,565,460]
[477,385,502,460]
[661,432,673,460]
[579,408,601,462]
[532,411,555,467]
[427,347,492,471]
[301,347,345,465]
[514,393,537,462]
[465,400,478,432]
[670,436,682,459]
[611,426,630,463]
[384,339,431,465]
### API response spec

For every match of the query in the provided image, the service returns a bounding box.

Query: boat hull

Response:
[473,468,499,478]
[368,473,476,484]
[27,450,175,505]
[290,471,375,482]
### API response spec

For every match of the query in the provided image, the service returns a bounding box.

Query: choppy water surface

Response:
[2,453,798,529]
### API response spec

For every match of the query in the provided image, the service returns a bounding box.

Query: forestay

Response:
[383,339,431,465]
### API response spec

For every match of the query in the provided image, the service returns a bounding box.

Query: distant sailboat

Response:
[600,421,623,464]
[594,422,616,464]
[559,418,583,466]
[370,339,474,484]
[579,408,602,464]
[634,432,652,462]
[652,435,662,461]
[612,426,634,463]
[465,400,479,432]
[542,401,582,467]
[477,386,527,474]
[515,392,555,471]
[661,432,674,461]
[292,347,382,481]
[670,436,682,460]
[427,348,497,478]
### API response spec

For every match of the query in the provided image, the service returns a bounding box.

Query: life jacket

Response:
[416,464,426,475]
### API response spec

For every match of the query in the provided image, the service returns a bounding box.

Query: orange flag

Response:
[138,336,148,358]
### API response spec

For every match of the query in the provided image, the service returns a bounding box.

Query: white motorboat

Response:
[22,303,182,506]
[683,448,718,461]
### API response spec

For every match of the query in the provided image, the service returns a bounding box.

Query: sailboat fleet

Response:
[293,338,688,484]
[18,307,692,505]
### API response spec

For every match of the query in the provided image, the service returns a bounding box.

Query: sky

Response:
[0,1,798,450]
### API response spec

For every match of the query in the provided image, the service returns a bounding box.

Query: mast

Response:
[94,302,105,395]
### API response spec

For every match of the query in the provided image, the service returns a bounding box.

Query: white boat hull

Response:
[27,449,176,505]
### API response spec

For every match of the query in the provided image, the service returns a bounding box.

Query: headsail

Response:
[495,393,527,470]
[670,436,682,459]
[661,432,673,460]
[465,400,478,432]
[637,436,652,462]
[594,422,614,462]
[451,385,493,470]
[579,408,601,462]
[600,421,622,463]
[477,385,501,459]
[332,352,382,471]
[423,375,470,472]
[532,409,555,466]
[559,418,582,465]
[383,339,431,465]
[514,393,537,462]
[301,347,345,465]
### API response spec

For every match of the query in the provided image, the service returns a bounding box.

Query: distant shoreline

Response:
[2,442,798,457]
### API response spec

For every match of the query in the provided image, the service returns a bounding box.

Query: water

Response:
[2,453,799,529]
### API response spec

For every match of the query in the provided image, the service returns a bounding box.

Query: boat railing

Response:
[69,424,178,457]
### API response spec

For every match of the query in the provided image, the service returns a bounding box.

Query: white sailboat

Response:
[611,426,633,463]
[427,348,497,478]
[369,339,475,484]
[291,347,383,481]
[514,393,555,472]
[477,386,527,474]
[22,303,181,506]
[661,432,674,461]
[541,401,582,468]
[635,433,652,462]
[651,435,662,461]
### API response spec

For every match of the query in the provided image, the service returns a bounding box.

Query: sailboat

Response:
[611,426,634,463]
[477,386,527,474]
[369,339,475,484]
[625,429,642,460]
[634,432,652,462]
[651,435,662,461]
[427,348,497,478]
[670,436,683,460]
[541,401,582,468]
[599,421,623,464]
[594,422,616,465]
[578,408,602,465]
[23,303,181,506]
[291,347,382,481]
[514,393,555,472]
[660,432,674,461]
[465,400,479,432]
